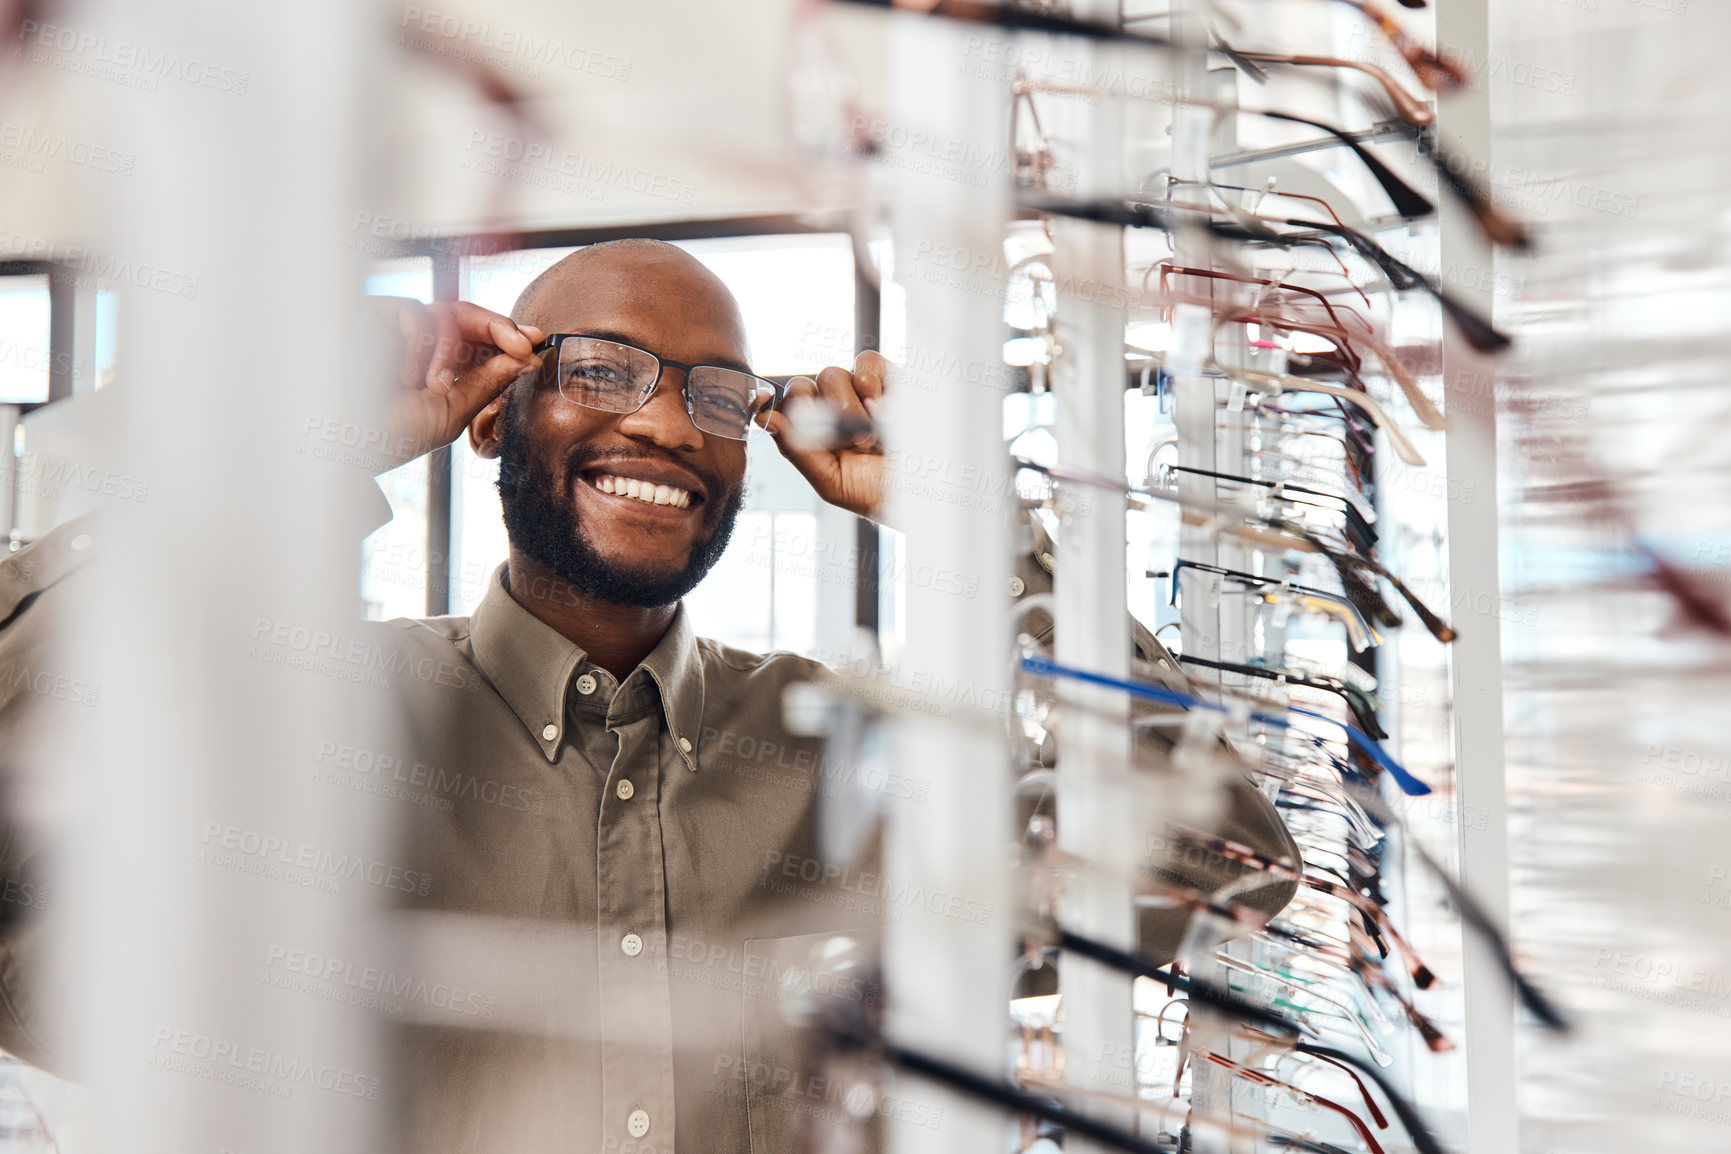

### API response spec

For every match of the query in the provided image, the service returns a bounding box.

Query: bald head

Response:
[509,239,749,360]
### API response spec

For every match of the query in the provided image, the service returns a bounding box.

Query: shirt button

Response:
[541,723,558,741]
[1009,575,1025,597]
[615,779,635,800]
[677,737,693,754]
[576,673,598,695]
[627,1109,650,1138]
[621,933,643,957]
[70,534,93,552]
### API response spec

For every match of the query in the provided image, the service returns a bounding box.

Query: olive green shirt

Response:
[370,560,898,1154]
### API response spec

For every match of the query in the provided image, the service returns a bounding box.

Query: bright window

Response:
[0,275,51,404]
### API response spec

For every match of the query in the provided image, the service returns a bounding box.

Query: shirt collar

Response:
[468,563,706,769]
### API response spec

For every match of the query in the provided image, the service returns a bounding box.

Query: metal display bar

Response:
[64,2,394,1153]
[1049,12,1137,1147]
[1434,0,1518,1148]
[1168,10,1241,1152]
[425,252,460,618]
[855,259,882,634]
[882,16,1014,1154]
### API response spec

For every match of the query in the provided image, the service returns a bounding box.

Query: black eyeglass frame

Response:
[530,332,785,442]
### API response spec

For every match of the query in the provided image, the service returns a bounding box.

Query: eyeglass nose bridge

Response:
[632,354,701,421]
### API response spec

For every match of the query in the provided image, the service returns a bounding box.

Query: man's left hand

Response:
[765,350,889,522]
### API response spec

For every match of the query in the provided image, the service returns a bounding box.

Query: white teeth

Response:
[590,473,693,509]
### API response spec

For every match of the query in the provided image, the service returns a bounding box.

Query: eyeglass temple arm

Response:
[1207,213,1511,355]
[1291,526,1458,644]
[1285,218,1515,354]
[1170,557,1384,647]
[1156,261,1365,338]
[1332,0,1468,91]
[1020,191,1513,356]
[1179,830,1436,989]
[1177,653,1388,740]
[1201,1052,1390,1154]
[1059,923,1448,1154]
[1261,110,1433,221]
[1238,51,1432,127]
[1342,778,1572,1032]
[1021,652,1433,795]
[1243,373,1427,467]
[1147,284,1444,432]
[1165,463,1378,546]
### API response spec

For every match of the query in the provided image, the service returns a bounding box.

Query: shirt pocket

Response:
[740,928,882,1154]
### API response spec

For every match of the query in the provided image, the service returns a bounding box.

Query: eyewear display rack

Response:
[866,0,1518,1152]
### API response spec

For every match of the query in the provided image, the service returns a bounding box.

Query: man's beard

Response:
[496,405,744,609]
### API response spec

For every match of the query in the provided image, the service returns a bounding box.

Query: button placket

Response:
[595,712,676,1153]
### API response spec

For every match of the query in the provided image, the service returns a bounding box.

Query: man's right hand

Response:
[371,297,545,468]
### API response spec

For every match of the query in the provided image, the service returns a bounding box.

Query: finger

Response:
[766,377,841,475]
[851,350,888,402]
[445,300,537,360]
[813,365,877,450]
[448,350,543,428]
[769,377,827,448]
[427,303,542,391]
[853,350,890,422]
[777,375,820,418]
[764,407,843,496]
[394,299,437,392]
[426,307,468,395]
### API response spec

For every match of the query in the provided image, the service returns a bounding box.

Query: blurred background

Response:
[0,0,1727,1151]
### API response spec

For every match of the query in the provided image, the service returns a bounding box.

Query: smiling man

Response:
[396,237,884,680]
[368,238,895,1154]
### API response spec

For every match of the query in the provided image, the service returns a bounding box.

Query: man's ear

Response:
[469,391,509,459]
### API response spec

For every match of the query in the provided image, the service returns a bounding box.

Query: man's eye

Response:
[567,361,633,386]
[698,393,749,420]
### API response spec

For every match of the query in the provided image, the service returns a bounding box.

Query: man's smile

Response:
[589,472,694,509]
[573,460,710,523]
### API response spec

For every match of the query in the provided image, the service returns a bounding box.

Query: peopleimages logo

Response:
[198,822,432,897]
[264,944,496,1019]
[148,1026,380,1100]
[399,8,632,79]
[16,20,250,94]
[0,122,134,174]
[759,850,995,926]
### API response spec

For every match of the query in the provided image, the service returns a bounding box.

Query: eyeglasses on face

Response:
[533,333,783,442]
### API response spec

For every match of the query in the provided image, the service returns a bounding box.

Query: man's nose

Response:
[616,367,703,450]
